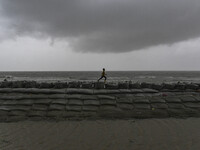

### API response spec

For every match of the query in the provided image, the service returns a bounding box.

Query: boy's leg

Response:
[104,76,107,83]
[98,76,103,81]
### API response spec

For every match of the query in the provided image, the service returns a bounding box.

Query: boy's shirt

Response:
[102,71,105,76]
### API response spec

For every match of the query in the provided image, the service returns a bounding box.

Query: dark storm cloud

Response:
[1,0,200,52]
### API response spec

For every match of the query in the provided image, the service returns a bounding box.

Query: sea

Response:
[0,71,200,83]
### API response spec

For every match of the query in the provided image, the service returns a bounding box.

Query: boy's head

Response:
[103,68,105,71]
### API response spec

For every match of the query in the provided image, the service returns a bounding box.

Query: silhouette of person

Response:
[98,68,107,83]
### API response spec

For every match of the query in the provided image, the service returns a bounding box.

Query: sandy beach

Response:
[0,118,200,150]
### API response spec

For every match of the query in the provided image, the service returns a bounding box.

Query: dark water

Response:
[0,71,200,83]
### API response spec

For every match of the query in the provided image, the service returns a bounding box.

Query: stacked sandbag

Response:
[0,88,200,122]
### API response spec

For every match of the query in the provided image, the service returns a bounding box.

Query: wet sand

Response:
[0,118,200,150]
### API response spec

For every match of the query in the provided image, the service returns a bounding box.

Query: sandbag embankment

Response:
[0,81,200,91]
[0,88,200,122]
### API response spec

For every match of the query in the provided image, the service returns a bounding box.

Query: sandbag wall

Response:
[0,88,200,122]
[0,81,200,90]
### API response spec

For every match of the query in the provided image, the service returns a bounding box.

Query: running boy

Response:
[98,68,107,83]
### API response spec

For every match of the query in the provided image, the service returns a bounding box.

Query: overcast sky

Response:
[0,0,200,71]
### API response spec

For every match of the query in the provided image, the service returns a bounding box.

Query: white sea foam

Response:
[0,71,200,83]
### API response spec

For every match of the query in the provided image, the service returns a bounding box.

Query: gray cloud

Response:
[1,0,200,52]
